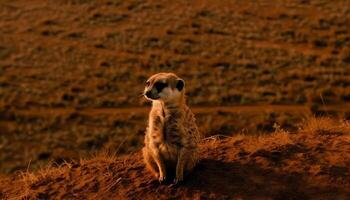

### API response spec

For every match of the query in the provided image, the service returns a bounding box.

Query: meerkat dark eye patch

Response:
[176,79,184,91]
[154,82,168,92]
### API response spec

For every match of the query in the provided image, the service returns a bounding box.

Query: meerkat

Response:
[142,72,201,184]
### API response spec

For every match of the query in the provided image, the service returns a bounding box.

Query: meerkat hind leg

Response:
[184,152,197,172]
[173,149,198,185]
[174,148,191,184]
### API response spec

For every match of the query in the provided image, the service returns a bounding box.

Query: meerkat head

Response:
[144,73,185,104]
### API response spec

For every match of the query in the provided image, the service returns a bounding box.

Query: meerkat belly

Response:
[148,129,180,162]
[158,142,179,162]
[159,124,184,162]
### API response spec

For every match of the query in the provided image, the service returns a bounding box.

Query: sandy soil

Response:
[1,118,349,199]
[0,0,350,174]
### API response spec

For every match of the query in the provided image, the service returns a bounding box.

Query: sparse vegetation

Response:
[0,2,349,199]
[0,0,349,173]
[1,118,349,199]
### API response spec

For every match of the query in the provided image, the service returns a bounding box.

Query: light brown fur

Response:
[142,73,201,184]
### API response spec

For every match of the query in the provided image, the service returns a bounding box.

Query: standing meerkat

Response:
[142,72,201,184]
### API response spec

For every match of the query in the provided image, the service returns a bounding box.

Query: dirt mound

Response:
[1,118,349,199]
[1,0,350,174]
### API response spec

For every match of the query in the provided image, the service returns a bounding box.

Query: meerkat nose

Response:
[145,91,152,98]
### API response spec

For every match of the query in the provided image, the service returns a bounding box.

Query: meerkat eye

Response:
[176,79,184,91]
[154,82,168,92]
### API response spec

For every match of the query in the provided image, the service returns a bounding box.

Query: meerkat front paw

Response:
[173,174,183,185]
[158,174,167,184]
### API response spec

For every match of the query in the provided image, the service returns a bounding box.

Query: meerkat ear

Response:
[176,79,185,91]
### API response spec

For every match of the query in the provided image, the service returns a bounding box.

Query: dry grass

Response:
[1,151,122,200]
[1,0,350,174]
[301,117,350,136]
[1,117,349,199]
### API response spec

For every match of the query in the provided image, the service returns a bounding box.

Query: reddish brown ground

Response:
[0,1,350,199]
[1,118,349,199]
[0,0,350,179]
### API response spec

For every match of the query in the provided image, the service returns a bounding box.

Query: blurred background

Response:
[0,0,349,174]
